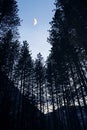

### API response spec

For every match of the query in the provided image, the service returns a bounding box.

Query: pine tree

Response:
[0,0,20,79]
[0,30,20,78]
[34,53,45,112]
[47,0,87,129]
[15,41,32,95]
[0,0,20,36]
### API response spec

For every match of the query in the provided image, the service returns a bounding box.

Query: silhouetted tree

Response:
[47,0,87,129]
[0,0,20,37]
[0,30,20,78]
[0,0,20,79]
[34,53,45,112]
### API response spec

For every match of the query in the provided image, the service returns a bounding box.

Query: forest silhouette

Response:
[0,0,87,130]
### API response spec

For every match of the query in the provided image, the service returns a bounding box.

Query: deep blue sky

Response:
[18,0,55,60]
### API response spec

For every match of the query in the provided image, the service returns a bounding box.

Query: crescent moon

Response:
[33,18,37,26]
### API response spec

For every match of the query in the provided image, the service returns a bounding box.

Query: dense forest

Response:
[0,0,87,130]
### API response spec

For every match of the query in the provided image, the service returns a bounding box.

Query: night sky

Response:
[18,0,55,60]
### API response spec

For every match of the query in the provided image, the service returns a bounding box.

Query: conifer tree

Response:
[34,53,45,112]
[0,30,20,78]
[47,0,87,129]
[0,0,20,79]
[0,0,20,36]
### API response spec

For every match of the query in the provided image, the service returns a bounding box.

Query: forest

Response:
[0,0,87,130]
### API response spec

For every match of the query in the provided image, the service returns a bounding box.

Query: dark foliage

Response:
[0,0,87,130]
[0,71,45,130]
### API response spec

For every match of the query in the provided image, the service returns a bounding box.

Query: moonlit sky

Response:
[17,0,55,60]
